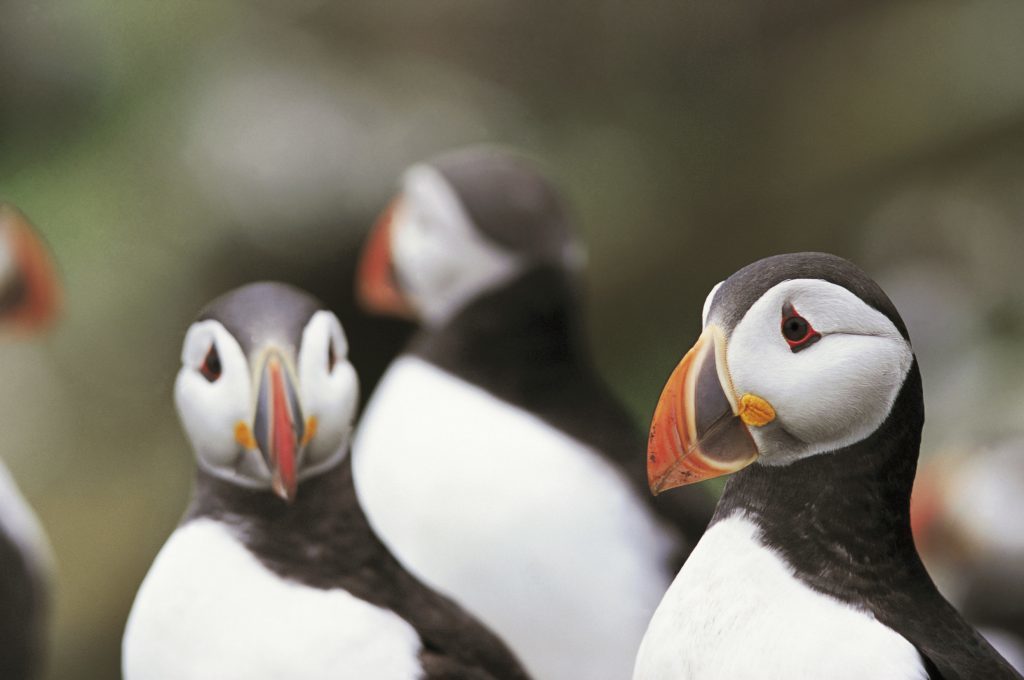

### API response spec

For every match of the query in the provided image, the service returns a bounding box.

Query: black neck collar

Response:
[714,362,926,598]
[186,455,383,589]
[410,264,587,381]
[407,264,649,459]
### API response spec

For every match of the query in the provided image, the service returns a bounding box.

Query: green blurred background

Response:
[2,1,1024,677]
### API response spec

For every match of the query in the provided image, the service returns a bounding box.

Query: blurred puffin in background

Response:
[352,146,712,680]
[913,439,1024,672]
[634,252,1021,679]
[123,282,530,680]
[0,204,61,680]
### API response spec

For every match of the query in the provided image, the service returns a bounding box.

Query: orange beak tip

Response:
[646,449,675,495]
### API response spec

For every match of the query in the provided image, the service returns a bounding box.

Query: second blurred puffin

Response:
[913,440,1024,672]
[353,147,711,680]
[0,204,61,680]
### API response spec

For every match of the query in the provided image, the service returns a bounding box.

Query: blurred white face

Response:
[174,310,359,491]
[709,279,914,465]
[389,164,522,326]
[0,226,16,292]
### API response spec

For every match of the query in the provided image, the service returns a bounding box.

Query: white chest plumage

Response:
[633,515,928,680]
[122,518,424,680]
[353,356,678,680]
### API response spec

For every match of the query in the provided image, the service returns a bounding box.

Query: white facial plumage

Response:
[297,311,359,472]
[714,278,914,465]
[389,164,523,327]
[176,320,252,473]
[0,226,16,292]
[174,310,358,490]
[701,281,723,329]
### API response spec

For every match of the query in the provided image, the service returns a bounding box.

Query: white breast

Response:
[0,459,54,582]
[122,518,424,680]
[353,356,678,680]
[633,514,928,680]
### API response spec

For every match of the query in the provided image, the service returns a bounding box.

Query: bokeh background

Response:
[2,1,1024,677]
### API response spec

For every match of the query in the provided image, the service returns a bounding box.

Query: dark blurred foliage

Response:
[1,1,1023,677]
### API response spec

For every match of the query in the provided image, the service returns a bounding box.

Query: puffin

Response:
[122,282,531,680]
[912,440,1024,672]
[0,204,61,680]
[633,252,1022,680]
[352,146,712,680]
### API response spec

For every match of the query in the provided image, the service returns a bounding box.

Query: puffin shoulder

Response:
[880,595,1023,680]
[364,552,532,680]
[418,653,521,680]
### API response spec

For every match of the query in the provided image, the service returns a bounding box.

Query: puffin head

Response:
[175,282,358,502]
[648,252,915,494]
[356,145,581,326]
[0,204,61,332]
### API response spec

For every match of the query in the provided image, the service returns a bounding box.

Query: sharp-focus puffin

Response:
[352,146,711,680]
[0,204,61,680]
[122,282,530,680]
[633,252,1022,680]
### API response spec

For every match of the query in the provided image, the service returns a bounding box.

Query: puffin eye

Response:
[781,304,821,353]
[327,341,336,372]
[200,344,222,382]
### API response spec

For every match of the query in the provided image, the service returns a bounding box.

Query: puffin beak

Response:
[253,350,306,502]
[648,324,773,494]
[0,205,61,332]
[356,198,414,318]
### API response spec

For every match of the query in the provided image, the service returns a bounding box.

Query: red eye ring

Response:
[781,304,821,353]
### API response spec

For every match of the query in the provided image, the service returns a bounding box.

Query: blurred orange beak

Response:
[356,198,414,318]
[909,464,947,554]
[647,325,765,494]
[0,204,61,332]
